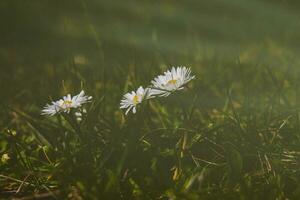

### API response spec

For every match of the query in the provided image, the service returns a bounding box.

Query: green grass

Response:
[1,0,300,199]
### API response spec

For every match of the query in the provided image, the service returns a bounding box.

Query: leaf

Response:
[26,121,52,148]
[224,142,243,183]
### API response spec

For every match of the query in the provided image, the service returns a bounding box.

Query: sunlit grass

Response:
[1,0,300,199]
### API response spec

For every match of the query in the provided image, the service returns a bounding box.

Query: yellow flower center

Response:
[133,95,139,105]
[63,100,73,106]
[167,79,177,85]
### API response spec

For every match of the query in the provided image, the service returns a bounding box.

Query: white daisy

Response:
[42,90,92,116]
[41,103,60,116]
[151,66,195,97]
[120,86,153,115]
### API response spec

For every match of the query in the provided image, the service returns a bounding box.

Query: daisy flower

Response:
[120,86,153,115]
[42,90,92,116]
[41,103,60,116]
[151,66,195,97]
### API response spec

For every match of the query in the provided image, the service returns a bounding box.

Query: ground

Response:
[1,0,300,199]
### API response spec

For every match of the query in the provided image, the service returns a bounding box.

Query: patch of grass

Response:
[2,0,300,199]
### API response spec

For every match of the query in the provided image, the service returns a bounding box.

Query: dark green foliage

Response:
[1,0,300,199]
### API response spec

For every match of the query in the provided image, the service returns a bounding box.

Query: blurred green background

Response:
[2,0,300,106]
[2,0,300,199]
